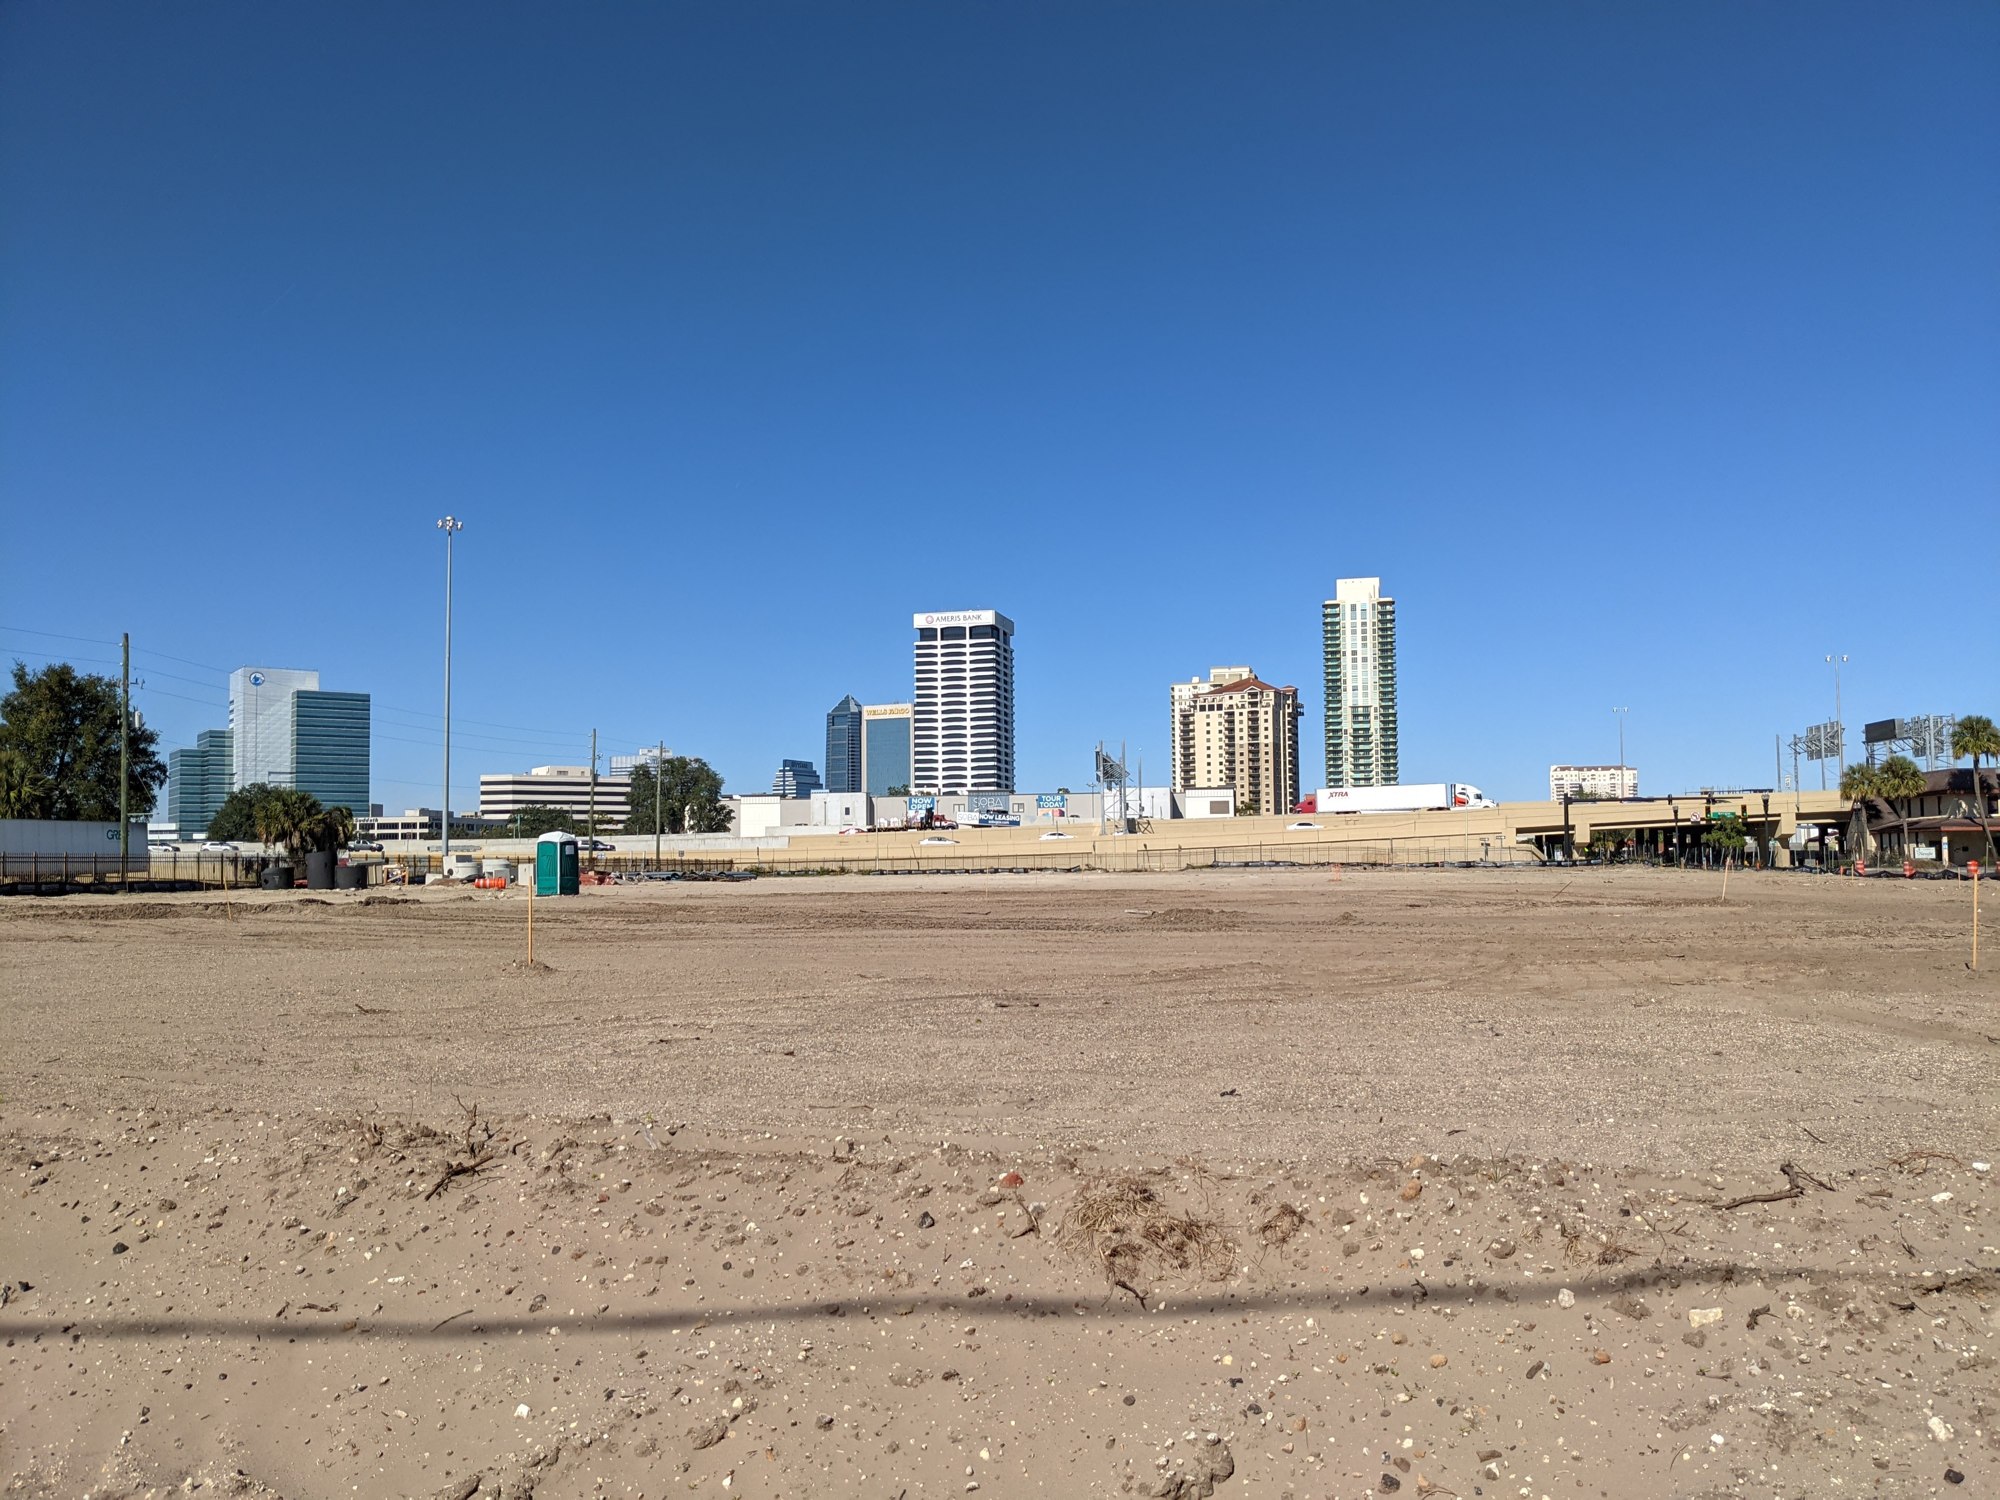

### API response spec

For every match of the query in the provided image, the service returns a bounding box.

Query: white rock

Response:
[1557,1288,1576,1309]
[1688,1307,1725,1328]
[1931,1192,1954,1204]
[514,1403,531,1419]
[1929,1415,1954,1443]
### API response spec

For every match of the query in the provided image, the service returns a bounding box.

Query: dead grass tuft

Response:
[1057,1176,1236,1292]
[1257,1202,1307,1247]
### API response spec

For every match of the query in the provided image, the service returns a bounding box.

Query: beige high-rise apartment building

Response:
[1170,667,1303,816]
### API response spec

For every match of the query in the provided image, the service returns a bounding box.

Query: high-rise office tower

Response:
[824,695,863,794]
[1322,578,1398,788]
[911,610,1015,794]
[229,667,319,787]
[860,703,913,795]
[1170,667,1302,815]
[165,728,234,836]
[227,666,372,811]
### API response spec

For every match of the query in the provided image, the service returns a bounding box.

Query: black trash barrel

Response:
[305,850,337,890]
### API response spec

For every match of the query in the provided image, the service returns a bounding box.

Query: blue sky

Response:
[3,2,1994,810]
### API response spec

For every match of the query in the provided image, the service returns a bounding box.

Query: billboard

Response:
[1036,794,1067,808]
[967,793,1012,815]
[905,796,936,812]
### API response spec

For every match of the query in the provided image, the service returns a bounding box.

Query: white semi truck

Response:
[1306,783,1496,814]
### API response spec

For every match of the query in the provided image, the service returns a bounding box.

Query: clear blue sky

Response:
[3,2,1994,810]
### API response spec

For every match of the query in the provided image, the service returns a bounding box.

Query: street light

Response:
[438,516,464,865]
[1825,654,1849,781]
[1612,706,1629,796]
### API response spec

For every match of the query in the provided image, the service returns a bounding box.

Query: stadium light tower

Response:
[438,516,464,863]
[1612,706,1629,786]
[1825,653,1848,771]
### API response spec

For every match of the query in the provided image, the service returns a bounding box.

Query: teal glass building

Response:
[166,728,234,836]
[292,691,371,813]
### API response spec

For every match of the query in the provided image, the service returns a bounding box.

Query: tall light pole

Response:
[1612,706,1629,797]
[1825,653,1848,775]
[438,516,464,864]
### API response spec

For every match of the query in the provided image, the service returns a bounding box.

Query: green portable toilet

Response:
[535,831,580,896]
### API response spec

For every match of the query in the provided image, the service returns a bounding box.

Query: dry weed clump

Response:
[1057,1175,1237,1297]
[1257,1202,1307,1247]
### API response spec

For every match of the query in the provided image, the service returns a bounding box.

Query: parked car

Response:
[201,840,238,852]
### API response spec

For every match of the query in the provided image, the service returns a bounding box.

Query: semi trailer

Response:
[1300,783,1496,815]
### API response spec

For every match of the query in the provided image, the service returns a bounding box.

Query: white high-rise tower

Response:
[911,610,1015,794]
[229,667,319,787]
[1322,578,1398,788]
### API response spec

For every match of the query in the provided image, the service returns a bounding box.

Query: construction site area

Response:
[1,865,1993,1498]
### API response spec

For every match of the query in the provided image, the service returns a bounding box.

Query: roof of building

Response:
[1203,676,1297,697]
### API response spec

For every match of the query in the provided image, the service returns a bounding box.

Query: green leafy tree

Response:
[1873,754,1927,859]
[0,661,166,821]
[1702,812,1748,859]
[1951,713,1999,864]
[206,783,320,848]
[508,804,578,839]
[623,756,731,835]
[206,783,275,842]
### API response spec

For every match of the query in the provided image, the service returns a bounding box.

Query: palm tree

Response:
[1837,761,1880,802]
[1874,754,1927,861]
[0,750,49,818]
[253,788,321,861]
[1951,713,2000,865]
[310,805,357,853]
[1838,762,1881,866]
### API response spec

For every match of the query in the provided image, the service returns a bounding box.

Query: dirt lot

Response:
[2,868,1994,1498]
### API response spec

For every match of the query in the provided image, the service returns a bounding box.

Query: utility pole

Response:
[119,632,131,886]
[437,516,463,863]
[654,739,664,867]
[1826,653,1848,778]
[1613,706,1629,794]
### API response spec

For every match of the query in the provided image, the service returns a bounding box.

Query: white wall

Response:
[0,819,138,856]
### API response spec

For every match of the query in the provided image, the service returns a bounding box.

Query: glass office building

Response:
[824,695,863,794]
[166,728,234,837]
[772,759,823,798]
[861,704,912,795]
[292,691,372,813]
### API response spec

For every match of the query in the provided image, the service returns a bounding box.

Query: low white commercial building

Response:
[479,765,630,831]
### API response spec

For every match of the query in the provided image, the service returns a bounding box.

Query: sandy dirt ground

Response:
[1,867,1994,1499]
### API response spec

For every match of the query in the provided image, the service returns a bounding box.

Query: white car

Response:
[201,840,239,852]
[1286,821,1320,831]
[1039,831,1074,840]
[918,836,958,846]
[149,841,180,854]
